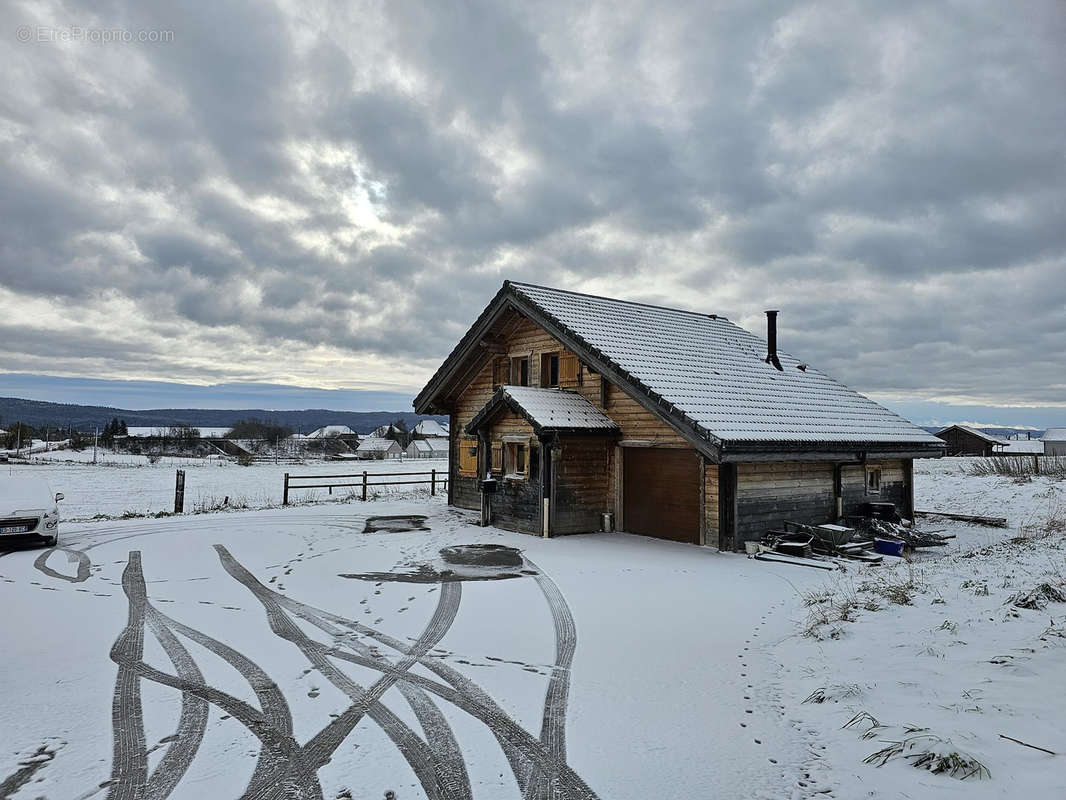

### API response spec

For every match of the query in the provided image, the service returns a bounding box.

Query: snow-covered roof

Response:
[507,283,941,446]
[414,419,449,437]
[999,439,1044,454]
[1044,428,1066,442]
[468,386,619,436]
[306,424,356,439]
[409,438,449,453]
[935,425,1003,445]
[356,437,400,452]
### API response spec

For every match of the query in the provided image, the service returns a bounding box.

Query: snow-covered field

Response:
[0,457,1062,799]
[2,455,449,519]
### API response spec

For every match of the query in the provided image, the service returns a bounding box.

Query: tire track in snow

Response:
[109,551,322,800]
[34,547,91,582]
[215,545,466,800]
[522,561,577,800]
[140,609,209,800]
[261,574,598,799]
[107,553,149,800]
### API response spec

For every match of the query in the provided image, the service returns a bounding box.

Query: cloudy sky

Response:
[2,0,1064,424]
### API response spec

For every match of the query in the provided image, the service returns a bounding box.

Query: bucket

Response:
[874,538,905,557]
[744,540,760,555]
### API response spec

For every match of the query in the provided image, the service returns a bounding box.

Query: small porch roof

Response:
[465,386,620,437]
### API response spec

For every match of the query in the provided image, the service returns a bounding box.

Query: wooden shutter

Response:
[560,354,579,386]
[458,439,478,475]
[491,441,503,472]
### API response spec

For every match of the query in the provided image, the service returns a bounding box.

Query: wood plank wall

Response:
[554,438,613,534]
[703,461,720,547]
[732,459,908,546]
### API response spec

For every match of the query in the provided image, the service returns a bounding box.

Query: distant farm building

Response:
[356,437,403,459]
[304,424,357,439]
[405,438,449,459]
[934,425,1004,457]
[998,432,1044,455]
[1044,429,1066,457]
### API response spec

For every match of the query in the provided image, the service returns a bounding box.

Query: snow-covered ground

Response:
[2,456,449,520]
[0,457,1062,799]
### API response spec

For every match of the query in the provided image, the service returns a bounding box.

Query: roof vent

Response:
[764,310,783,371]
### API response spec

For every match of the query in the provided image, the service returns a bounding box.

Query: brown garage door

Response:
[623,447,700,543]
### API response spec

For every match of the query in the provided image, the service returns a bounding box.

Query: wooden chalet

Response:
[414,282,945,549]
[934,425,1003,457]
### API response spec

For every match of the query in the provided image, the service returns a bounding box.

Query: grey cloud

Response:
[0,0,1063,408]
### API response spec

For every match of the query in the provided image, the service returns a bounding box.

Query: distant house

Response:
[413,419,449,438]
[371,424,401,438]
[414,281,943,548]
[934,425,1004,457]
[305,424,358,441]
[405,438,449,459]
[999,433,1044,455]
[1044,429,1066,457]
[356,437,402,459]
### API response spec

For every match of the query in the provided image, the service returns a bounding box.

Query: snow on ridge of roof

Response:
[1044,428,1066,442]
[410,438,448,452]
[501,386,619,431]
[999,439,1044,453]
[356,437,399,451]
[934,425,1004,444]
[508,282,941,446]
[306,424,356,438]
[414,419,449,436]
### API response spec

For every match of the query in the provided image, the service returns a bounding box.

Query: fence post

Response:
[174,469,185,514]
[362,471,368,501]
[431,469,436,496]
[283,472,289,506]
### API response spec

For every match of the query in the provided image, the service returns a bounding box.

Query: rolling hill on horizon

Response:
[0,396,442,435]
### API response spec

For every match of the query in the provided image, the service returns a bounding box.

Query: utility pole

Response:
[93,426,98,465]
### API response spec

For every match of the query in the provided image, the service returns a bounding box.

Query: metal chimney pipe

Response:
[765,310,783,371]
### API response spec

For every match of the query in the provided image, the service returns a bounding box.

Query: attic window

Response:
[511,357,529,386]
[541,353,560,387]
[866,466,882,494]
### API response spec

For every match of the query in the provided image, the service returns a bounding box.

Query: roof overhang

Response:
[464,387,621,438]
[717,441,946,463]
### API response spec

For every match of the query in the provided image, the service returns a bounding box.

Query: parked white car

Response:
[0,477,63,547]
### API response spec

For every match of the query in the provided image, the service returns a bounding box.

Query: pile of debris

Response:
[750,502,954,571]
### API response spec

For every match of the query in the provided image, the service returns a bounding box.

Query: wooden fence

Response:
[283,469,447,505]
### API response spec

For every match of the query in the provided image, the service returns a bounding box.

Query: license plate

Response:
[0,525,31,534]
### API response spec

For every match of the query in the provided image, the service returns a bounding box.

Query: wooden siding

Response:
[732,459,909,547]
[841,460,907,518]
[484,411,540,534]
[554,437,612,534]
[703,462,720,548]
[735,461,836,545]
